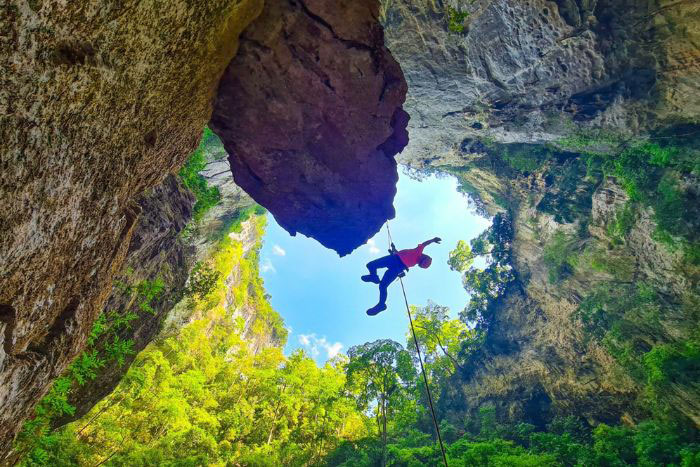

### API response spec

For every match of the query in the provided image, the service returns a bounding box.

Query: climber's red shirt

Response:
[397,244,425,268]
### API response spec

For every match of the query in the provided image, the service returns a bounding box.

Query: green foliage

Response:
[86,313,108,347]
[542,230,578,283]
[15,272,168,461]
[456,214,515,334]
[104,336,135,366]
[409,302,471,384]
[184,261,221,299]
[448,240,474,272]
[135,278,164,314]
[606,202,637,244]
[576,280,700,423]
[346,339,416,462]
[105,309,139,333]
[593,141,697,254]
[447,6,469,32]
[70,351,105,386]
[587,248,635,281]
[501,143,555,174]
[556,131,700,265]
[17,214,330,466]
[643,339,700,393]
[178,127,222,223]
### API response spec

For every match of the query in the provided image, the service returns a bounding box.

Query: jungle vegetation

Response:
[17,214,699,466]
[14,129,700,465]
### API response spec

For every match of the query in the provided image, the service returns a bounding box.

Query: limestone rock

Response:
[55,175,195,426]
[425,142,699,426]
[211,0,409,256]
[383,0,700,161]
[0,0,262,454]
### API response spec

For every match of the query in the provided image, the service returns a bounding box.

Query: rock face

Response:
[386,0,699,427]
[55,135,258,429]
[211,0,410,256]
[382,0,700,160]
[190,133,258,260]
[55,175,195,426]
[0,0,263,453]
[409,139,699,427]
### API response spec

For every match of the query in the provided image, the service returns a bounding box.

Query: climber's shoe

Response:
[366,304,387,316]
[361,274,380,284]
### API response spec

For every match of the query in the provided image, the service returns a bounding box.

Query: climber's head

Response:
[418,254,432,269]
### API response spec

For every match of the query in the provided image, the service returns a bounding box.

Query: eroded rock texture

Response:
[388,0,699,427]
[211,0,409,256]
[51,175,194,427]
[0,0,262,454]
[409,138,700,427]
[383,0,700,159]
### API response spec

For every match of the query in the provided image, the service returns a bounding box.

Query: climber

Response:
[362,237,442,316]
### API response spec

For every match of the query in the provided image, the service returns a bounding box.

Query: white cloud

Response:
[298,333,343,359]
[366,238,381,254]
[260,258,276,274]
[272,244,286,256]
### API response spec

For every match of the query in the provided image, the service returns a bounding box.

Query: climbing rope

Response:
[385,222,449,467]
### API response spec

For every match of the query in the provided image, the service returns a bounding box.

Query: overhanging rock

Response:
[211,0,409,256]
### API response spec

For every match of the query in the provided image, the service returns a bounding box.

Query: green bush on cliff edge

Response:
[178,127,222,223]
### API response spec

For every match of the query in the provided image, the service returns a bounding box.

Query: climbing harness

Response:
[385,222,449,467]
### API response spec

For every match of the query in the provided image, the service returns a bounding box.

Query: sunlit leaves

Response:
[448,240,474,272]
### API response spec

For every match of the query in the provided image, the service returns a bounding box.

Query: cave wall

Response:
[0,0,263,453]
[465,149,697,426]
[387,0,699,426]
[383,0,699,160]
[1,0,410,453]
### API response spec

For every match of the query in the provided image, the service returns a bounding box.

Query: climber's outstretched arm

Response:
[420,237,442,247]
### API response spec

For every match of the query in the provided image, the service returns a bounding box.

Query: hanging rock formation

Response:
[0,0,263,454]
[211,0,410,256]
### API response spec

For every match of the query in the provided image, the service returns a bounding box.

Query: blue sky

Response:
[259,170,491,362]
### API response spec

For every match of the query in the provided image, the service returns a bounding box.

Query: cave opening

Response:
[259,169,491,361]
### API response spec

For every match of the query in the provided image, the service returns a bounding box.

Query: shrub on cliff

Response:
[178,127,222,223]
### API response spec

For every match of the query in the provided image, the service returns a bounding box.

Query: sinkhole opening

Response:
[259,169,491,362]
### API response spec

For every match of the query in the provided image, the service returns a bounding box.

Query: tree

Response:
[409,302,470,377]
[346,339,416,465]
[448,240,474,272]
[450,214,515,331]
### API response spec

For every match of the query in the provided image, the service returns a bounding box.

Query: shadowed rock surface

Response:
[51,175,195,427]
[211,0,410,256]
[0,0,263,454]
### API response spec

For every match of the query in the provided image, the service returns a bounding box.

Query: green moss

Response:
[606,202,637,244]
[500,144,554,173]
[542,231,578,283]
